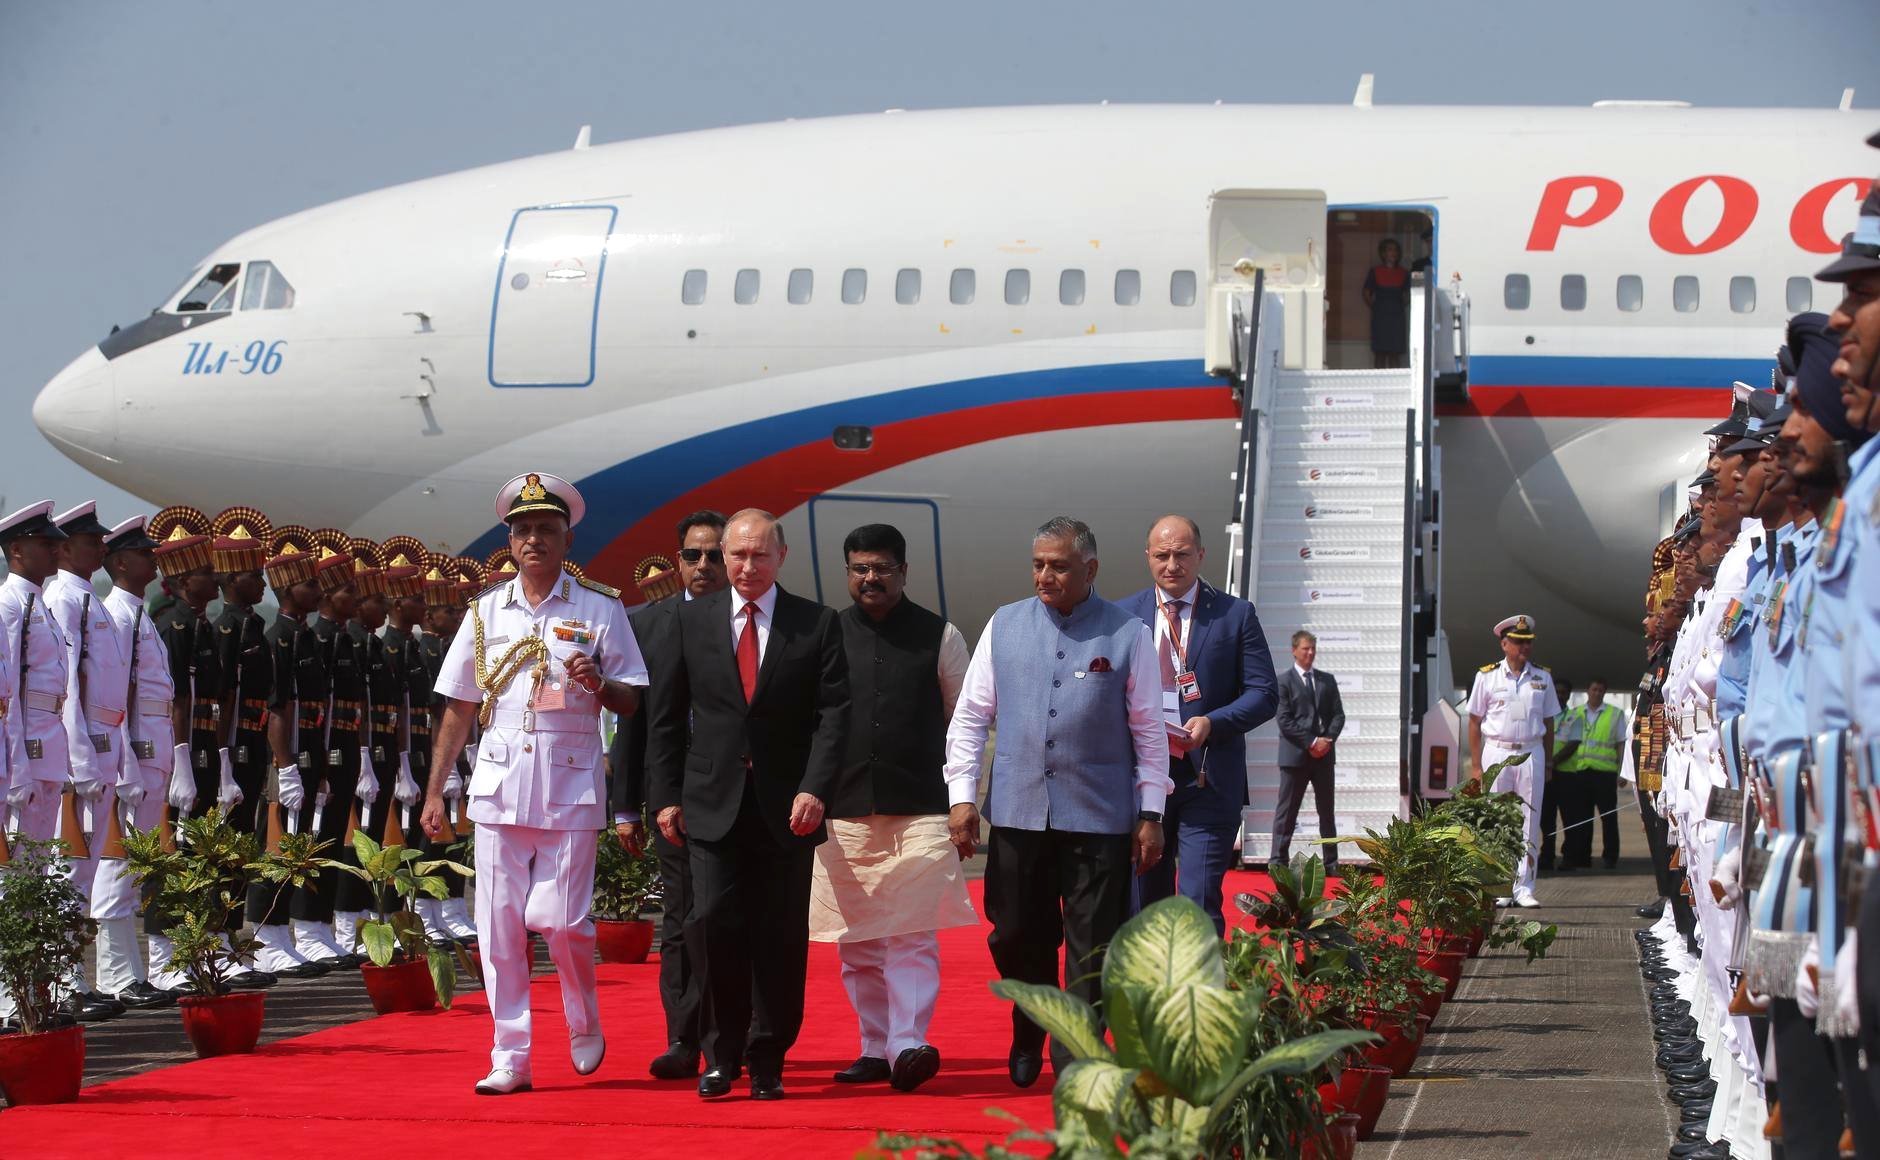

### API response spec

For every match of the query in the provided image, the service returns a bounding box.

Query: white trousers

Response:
[1484,741,1544,898]
[474,822,599,1073]
[92,783,164,920]
[11,786,62,843]
[837,930,941,1060]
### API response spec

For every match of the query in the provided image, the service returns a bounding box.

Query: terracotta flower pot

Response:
[178,992,265,1058]
[361,958,439,1015]
[0,1024,84,1105]
[1416,947,1468,1000]
[595,918,655,964]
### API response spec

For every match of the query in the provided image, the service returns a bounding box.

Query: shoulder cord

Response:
[470,602,548,728]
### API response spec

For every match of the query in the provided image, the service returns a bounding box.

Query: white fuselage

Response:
[33,103,1875,676]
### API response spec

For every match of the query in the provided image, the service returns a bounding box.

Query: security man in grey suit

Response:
[1271,629,1346,872]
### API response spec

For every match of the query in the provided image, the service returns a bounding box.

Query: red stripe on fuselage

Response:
[1441,385,1728,419]
[589,386,1238,591]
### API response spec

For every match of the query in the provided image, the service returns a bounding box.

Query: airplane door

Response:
[488,205,616,388]
[806,495,947,620]
[1204,190,1326,371]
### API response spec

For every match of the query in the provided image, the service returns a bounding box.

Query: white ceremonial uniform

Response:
[43,571,131,912]
[0,572,72,842]
[1467,659,1560,901]
[93,586,175,993]
[433,572,648,1076]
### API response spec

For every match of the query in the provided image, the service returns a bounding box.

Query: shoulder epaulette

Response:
[1479,663,1496,673]
[1533,663,1550,672]
[577,576,622,599]
[467,579,509,606]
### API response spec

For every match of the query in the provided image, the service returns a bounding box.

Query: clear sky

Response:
[2,0,1876,520]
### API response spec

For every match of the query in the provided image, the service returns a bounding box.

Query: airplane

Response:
[31,96,1877,687]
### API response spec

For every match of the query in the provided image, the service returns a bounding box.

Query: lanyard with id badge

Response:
[1160,598,1203,779]
[534,617,605,720]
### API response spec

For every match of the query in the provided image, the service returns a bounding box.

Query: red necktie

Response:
[1159,598,1185,692]
[738,602,760,703]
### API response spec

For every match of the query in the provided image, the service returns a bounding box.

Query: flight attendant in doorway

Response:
[1362,238,1410,369]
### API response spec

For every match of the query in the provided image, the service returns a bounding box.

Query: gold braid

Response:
[471,603,550,728]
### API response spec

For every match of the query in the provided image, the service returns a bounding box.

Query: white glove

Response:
[356,747,379,803]
[1835,933,1861,1033]
[443,766,464,801]
[1796,940,1821,1018]
[6,777,33,809]
[168,744,197,813]
[1711,846,1743,910]
[276,764,305,811]
[216,748,242,808]
[116,776,145,809]
[72,766,104,802]
[394,754,420,804]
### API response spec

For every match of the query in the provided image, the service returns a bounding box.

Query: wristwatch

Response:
[1137,810,1163,823]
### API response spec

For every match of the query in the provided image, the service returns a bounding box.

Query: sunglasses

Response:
[679,548,724,564]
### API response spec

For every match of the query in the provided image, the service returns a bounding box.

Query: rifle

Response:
[99,803,128,860]
[59,789,90,859]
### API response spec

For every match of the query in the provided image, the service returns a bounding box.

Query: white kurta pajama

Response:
[434,574,647,1076]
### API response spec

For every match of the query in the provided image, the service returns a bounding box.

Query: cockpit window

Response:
[240,261,296,310]
[177,263,241,312]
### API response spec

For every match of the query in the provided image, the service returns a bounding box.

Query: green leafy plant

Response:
[0,839,98,1034]
[1487,917,1559,963]
[593,820,659,921]
[123,809,334,996]
[332,830,473,1008]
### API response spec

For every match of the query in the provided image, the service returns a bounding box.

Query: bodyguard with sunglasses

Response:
[608,509,728,1081]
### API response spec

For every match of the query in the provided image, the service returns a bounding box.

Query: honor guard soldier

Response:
[414,553,475,943]
[94,515,178,1010]
[333,539,403,931]
[381,537,435,851]
[43,502,131,1018]
[423,472,648,1096]
[306,530,369,960]
[209,509,274,835]
[1467,614,1561,908]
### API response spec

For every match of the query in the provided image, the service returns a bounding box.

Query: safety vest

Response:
[1561,704,1623,773]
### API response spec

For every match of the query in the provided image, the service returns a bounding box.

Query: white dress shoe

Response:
[474,1068,533,1095]
[571,1033,606,1076]
[1515,892,1542,908]
[441,898,478,940]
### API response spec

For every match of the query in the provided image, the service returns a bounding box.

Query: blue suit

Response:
[1117,581,1279,931]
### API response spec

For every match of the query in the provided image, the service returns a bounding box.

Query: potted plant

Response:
[593,819,659,963]
[332,830,472,1014]
[0,839,96,1105]
[123,810,333,1058]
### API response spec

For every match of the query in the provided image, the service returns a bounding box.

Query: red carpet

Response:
[4,871,1283,1157]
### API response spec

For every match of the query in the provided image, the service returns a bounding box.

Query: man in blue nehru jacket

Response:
[945,517,1171,1088]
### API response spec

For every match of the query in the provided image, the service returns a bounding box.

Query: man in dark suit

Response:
[608,509,727,1081]
[648,509,849,1102]
[1272,629,1346,872]
[1119,515,1279,933]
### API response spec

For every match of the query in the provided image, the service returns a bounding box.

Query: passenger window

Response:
[1115,269,1141,306]
[788,268,813,305]
[950,268,975,305]
[1673,276,1700,313]
[1729,276,1756,314]
[239,261,295,310]
[1005,269,1030,305]
[1786,277,1813,312]
[177,263,241,312]
[734,269,760,305]
[1503,274,1530,311]
[1560,274,1587,311]
[1616,275,1643,312]
[896,268,921,305]
[1060,269,1086,306]
[681,269,708,305]
[1170,270,1197,307]
[842,268,867,304]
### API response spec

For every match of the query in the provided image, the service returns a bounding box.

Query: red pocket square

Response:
[1087,657,1113,672]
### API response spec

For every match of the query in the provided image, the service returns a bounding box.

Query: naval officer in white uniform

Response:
[1466,613,1561,908]
[422,472,648,1096]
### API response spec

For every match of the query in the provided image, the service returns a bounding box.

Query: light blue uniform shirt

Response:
[1745,522,1818,761]
[1840,438,1880,725]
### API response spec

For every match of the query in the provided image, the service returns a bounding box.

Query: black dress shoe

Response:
[1670,1080,1717,1103]
[1645,967,1682,982]
[650,1041,702,1080]
[833,1055,891,1084]
[114,981,176,1010]
[698,1065,739,1099]
[750,1072,785,1101]
[1669,1141,1730,1159]
[60,995,119,1023]
[224,970,277,991]
[1676,1124,1713,1143]
[1652,999,1691,1016]
[1680,1101,1713,1123]
[891,1045,941,1092]
[272,960,328,979]
[1638,899,1668,919]
[1604,859,1620,870]
[1658,1046,1704,1068]
[1656,1020,1697,1042]
[1665,1062,1711,1083]
[1008,1045,1044,1088]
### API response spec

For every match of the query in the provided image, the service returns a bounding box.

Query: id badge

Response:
[1175,670,1202,703]
[532,675,567,713]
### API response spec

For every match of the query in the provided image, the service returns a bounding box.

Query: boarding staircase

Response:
[1218,270,1451,864]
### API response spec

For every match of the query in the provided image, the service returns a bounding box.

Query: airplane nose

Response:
[33,347,118,468]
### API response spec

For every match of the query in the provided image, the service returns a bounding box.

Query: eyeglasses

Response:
[679,548,724,564]
[846,562,903,578]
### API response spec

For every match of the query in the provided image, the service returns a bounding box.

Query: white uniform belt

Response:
[24,691,65,714]
[1483,735,1539,747]
[484,708,596,734]
[83,704,126,727]
[135,698,174,718]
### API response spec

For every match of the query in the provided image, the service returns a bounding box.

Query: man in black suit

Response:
[608,509,727,1081]
[648,509,849,1102]
[1271,630,1346,871]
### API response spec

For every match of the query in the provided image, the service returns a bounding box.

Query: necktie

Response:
[737,602,760,703]
[1304,670,1318,732]
[1159,598,1185,691]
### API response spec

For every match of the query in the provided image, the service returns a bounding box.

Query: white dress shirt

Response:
[728,584,779,666]
[1151,583,1197,665]
[943,609,1172,815]
[1466,660,1561,747]
[936,623,970,721]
